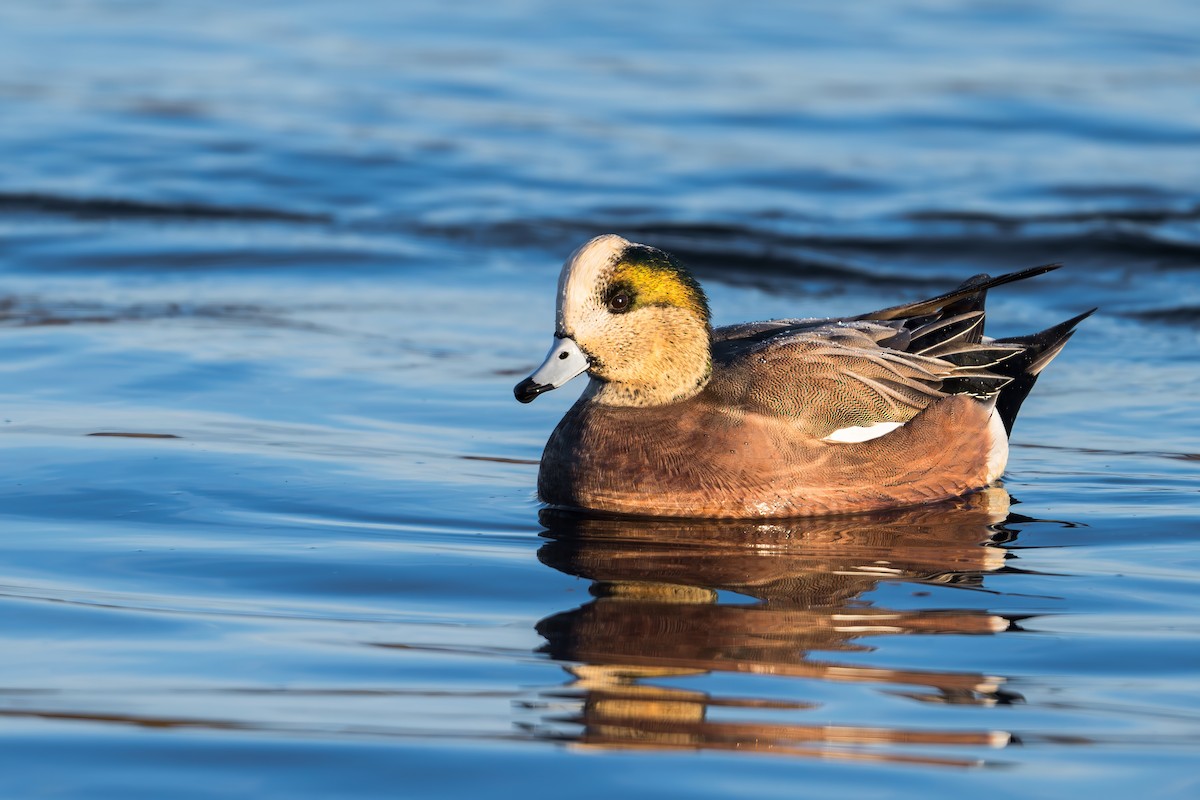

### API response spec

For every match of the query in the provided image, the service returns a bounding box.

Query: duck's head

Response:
[514,234,712,407]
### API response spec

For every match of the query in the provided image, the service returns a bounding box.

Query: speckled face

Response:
[514,234,714,407]
[556,234,710,342]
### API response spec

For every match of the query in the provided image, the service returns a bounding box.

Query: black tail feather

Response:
[992,308,1097,435]
[861,263,1090,436]
[856,263,1062,323]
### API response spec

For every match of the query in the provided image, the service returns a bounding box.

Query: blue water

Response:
[1,1,1199,797]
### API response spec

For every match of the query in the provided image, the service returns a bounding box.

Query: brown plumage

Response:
[515,235,1093,518]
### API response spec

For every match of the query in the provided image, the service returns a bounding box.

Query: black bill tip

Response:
[514,377,552,404]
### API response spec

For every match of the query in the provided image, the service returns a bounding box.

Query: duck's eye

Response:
[606,290,632,314]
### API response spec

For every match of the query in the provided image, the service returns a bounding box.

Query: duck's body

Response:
[516,235,1091,518]
[541,386,1001,518]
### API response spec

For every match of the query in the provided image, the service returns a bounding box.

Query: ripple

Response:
[0,192,330,223]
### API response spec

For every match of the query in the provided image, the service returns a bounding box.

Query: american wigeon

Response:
[515,234,1092,518]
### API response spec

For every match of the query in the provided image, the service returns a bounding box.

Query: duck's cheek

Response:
[514,335,591,403]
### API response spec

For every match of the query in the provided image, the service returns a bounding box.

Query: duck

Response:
[514,234,1093,518]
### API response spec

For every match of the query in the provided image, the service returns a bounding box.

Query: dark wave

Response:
[906,205,1200,226]
[786,230,1200,269]
[619,218,1200,269]
[630,238,946,289]
[0,296,314,330]
[415,214,1200,291]
[70,249,395,271]
[413,219,947,289]
[0,192,330,223]
[1121,306,1200,326]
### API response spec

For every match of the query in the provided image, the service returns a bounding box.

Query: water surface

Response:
[1,1,1198,797]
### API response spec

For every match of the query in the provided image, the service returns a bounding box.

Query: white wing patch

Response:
[822,420,905,443]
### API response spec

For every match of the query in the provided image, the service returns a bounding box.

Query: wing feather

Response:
[709,322,961,437]
[705,263,1081,439]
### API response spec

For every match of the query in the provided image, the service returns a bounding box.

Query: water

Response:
[1,1,1198,797]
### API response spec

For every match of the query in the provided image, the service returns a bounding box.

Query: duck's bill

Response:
[514,335,589,403]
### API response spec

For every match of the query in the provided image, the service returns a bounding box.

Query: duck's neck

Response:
[587,323,713,407]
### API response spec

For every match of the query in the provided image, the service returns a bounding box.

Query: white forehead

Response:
[556,234,631,331]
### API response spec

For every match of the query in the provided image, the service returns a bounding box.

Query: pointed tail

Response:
[992,308,1097,435]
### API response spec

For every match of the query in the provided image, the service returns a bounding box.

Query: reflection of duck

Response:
[533,489,1031,766]
[515,234,1091,517]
